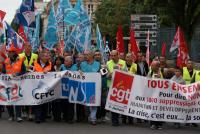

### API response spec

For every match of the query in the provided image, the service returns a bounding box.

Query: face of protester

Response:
[24,43,32,55]
[151,61,160,72]
[174,69,182,78]
[119,53,125,60]
[84,51,94,62]
[187,60,193,70]
[137,53,143,62]
[55,58,62,66]
[159,56,166,64]
[94,52,101,62]
[110,50,119,63]
[64,57,73,67]
[40,52,49,63]
[125,54,133,65]
[7,51,16,58]
[76,54,85,63]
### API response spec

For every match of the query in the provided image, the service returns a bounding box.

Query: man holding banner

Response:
[80,50,100,125]
[33,49,52,123]
[3,45,26,122]
[107,50,127,126]
[19,42,38,120]
[147,60,164,129]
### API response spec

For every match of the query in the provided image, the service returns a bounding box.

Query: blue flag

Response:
[16,0,35,28]
[24,13,40,52]
[5,22,24,51]
[74,0,89,21]
[66,19,91,53]
[44,2,58,50]
[57,0,72,24]
[64,0,89,25]
[96,24,108,63]
[32,13,40,52]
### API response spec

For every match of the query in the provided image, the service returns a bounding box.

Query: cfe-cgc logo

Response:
[110,71,134,105]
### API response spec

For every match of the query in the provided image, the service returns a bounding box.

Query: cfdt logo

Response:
[0,84,23,102]
[110,71,134,105]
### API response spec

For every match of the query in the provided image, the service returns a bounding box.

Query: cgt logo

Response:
[110,71,134,105]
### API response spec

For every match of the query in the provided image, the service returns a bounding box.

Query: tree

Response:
[95,0,130,39]
[95,0,200,51]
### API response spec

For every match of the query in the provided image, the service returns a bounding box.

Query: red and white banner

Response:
[106,70,200,123]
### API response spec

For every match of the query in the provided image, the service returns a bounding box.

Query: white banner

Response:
[105,70,200,123]
[0,70,101,106]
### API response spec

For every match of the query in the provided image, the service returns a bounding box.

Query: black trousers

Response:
[76,104,85,122]
[52,99,62,121]
[34,103,48,122]
[62,99,74,121]
[111,112,119,125]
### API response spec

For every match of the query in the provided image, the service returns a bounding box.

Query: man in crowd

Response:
[94,50,108,123]
[19,42,38,120]
[147,61,163,130]
[60,56,75,124]
[3,45,26,122]
[107,50,127,126]
[71,54,86,122]
[33,49,52,123]
[80,50,101,125]
[183,59,196,85]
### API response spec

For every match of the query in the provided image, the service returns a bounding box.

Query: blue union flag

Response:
[17,0,35,28]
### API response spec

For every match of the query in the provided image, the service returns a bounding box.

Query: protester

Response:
[107,50,127,126]
[3,45,26,122]
[52,56,64,122]
[171,66,186,128]
[94,50,108,123]
[183,59,196,84]
[182,59,198,127]
[71,53,86,122]
[80,50,101,125]
[19,42,38,121]
[147,60,163,130]
[135,52,149,124]
[33,49,52,123]
[60,56,75,124]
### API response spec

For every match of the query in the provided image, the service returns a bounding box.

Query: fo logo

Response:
[110,71,134,105]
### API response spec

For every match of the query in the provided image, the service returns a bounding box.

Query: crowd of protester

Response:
[0,42,199,130]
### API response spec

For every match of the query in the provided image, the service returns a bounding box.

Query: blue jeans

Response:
[89,106,97,122]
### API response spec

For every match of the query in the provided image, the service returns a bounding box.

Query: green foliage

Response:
[95,0,200,50]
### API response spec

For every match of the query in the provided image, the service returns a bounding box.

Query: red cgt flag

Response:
[175,27,189,68]
[161,42,167,57]
[116,25,125,53]
[129,28,140,60]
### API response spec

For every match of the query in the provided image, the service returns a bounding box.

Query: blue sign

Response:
[61,78,96,104]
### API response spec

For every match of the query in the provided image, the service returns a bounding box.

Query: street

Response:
[0,113,200,134]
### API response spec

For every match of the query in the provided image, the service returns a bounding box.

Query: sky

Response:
[0,0,51,24]
[0,0,22,23]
